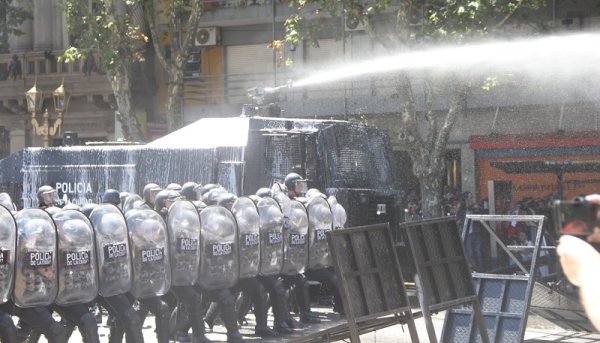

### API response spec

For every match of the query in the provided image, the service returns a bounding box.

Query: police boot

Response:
[122,307,145,343]
[216,293,245,343]
[189,306,211,343]
[154,300,172,343]
[0,312,18,343]
[172,305,191,342]
[78,312,101,343]
[235,293,252,326]
[107,320,124,343]
[42,322,67,343]
[203,302,219,332]
[60,319,75,342]
[251,291,277,337]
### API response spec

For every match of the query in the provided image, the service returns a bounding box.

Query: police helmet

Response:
[81,203,98,218]
[216,193,238,210]
[284,173,308,196]
[143,183,161,205]
[37,185,58,207]
[155,190,181,212]
[166,183,183,192]
[181,182,198,201]
[199,184,220,197]
[255,187,273,198]
[102,189,121,206]
[203,187,227,205]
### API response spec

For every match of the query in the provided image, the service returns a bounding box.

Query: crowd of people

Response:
[0,172,344,343]
[403,188,561,271]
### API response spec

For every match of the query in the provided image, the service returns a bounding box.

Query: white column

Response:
[9,127,26,154]
[33,0,54,51]
[8,0,33,53]
[52,0,68,50]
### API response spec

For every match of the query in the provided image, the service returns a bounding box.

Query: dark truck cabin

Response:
[243,117,401,230]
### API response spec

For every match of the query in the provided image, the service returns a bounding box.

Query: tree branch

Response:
[179,0,203,63]
[424,77,437,151]
[495,0,525,28]
[144,1,170,73]
[433,82,468,160]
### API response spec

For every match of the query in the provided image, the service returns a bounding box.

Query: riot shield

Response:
[281,200,309,275]
[327,195,347,230]
[14,209,58,308]
[256,197,284,276]
[306,196,333,270]
[126,209,171,299]
[123,194,145,213]
[90,204,132,297]
[0,205,16,304]
[198,206,239,290]
[231,197,260,279]
[53,209,98,306]
[167,200,201,286]
[271,188,291,218]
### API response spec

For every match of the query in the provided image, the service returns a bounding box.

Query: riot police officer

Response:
[92,196,145,343]
[11,207,68,343]
[195,187,246,343]
[108,189,173,343]
[157,191,212,343]
[51,209,101,343]
[215,193,278,337]
[280,175,322,323]
[291,178,343,317]
[250,189,296,333]
[142,183,162,208]
[37,185,62,209]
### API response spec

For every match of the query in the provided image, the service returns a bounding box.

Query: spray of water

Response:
[292,32,600,88]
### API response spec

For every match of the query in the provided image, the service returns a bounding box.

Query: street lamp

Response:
[25,78,70,147]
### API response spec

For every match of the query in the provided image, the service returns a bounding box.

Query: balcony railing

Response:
[0,51,113,109]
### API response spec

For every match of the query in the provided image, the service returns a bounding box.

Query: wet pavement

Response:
[76,305,600,343]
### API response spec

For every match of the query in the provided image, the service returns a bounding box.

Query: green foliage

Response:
[285,0,545,46]
[60,0,149,76]
[0,0,33,52]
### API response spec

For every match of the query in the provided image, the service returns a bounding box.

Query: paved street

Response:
[75,305,600,343]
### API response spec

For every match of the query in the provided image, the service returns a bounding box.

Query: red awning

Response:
[470,131,600,150]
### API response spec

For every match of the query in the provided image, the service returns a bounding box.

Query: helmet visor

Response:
[294,180,308,196]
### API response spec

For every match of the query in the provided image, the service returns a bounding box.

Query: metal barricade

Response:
[401,217,490,343]
[318,223,419,343]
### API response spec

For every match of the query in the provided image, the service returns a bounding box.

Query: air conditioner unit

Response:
[195,27,220,46]
[345,17,365,32]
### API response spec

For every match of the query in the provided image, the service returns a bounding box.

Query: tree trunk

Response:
[110,63,145,142]
[418,171,444,218]
[165,66,185,131]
